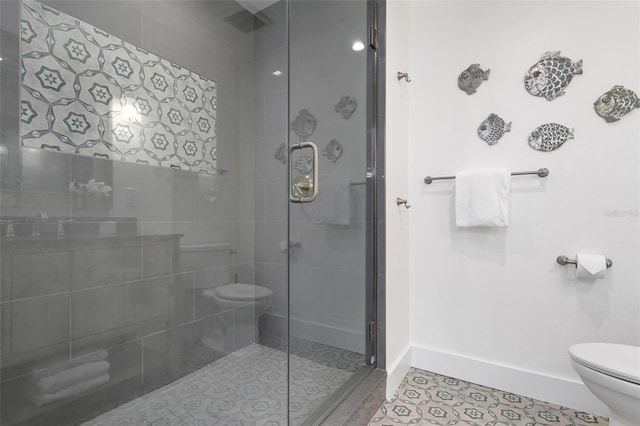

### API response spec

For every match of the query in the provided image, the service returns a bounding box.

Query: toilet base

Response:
[571,360,640,426]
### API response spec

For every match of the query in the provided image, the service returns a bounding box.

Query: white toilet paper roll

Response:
[575,253,607,279]
[279,240,288,253]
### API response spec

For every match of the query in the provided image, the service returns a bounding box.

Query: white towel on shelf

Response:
[34,361,110,394]
[312,180,351,225]
[32,350,108,381]
[455,168,511,227]
[27,373,111,407]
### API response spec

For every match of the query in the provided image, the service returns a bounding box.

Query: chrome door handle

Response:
[289,141,319,203]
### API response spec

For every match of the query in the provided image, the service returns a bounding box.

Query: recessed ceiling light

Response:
[272,70,282,76]
[352,41,365,52]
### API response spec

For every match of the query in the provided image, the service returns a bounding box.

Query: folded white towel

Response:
[26,373,110,407]
[35,361,110,394]
[312,180,351,225]
[32,350,108,381]
[455,168,511,227]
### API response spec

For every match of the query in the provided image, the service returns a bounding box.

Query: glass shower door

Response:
[287,0,375,423]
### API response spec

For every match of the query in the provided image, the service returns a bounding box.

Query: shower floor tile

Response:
[368,368,608,426]
[259,330,366,372]
[81,343,359,426]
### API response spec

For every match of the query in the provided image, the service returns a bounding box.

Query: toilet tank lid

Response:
[569,343,640,384]
[213,283,273,301]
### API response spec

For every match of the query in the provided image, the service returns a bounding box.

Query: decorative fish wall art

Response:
[323,139,343,163]
[458,64,490,95]
[594,85,640,122]
[524,51,583,100]
[528,123,574,152]
[291,109,317,141]
[334,96,357,119]
[274,142,287,164]
[294,156,313,175]
[478,114,511,145]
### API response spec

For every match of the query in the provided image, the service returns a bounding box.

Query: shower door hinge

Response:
[369,25,378,50]
[367,320,377,343]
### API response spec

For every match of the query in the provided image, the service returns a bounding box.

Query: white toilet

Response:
[201,283,273,351]
[569,343,640,426]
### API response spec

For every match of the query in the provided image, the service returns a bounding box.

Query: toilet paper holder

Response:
[557,255,613,269]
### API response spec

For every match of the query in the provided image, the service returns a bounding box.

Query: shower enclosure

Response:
[0,0,380,424]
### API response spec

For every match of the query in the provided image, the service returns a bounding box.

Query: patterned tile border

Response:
[21,0,218,174]
[368,368,608,426]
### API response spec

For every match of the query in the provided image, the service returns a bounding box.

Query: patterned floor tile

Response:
[82,343,362,426]
[369,368,609,426]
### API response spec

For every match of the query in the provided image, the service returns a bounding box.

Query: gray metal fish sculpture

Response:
[478,114,511,145]
[528,123,574,152]
[594,85,640,122]
[458,64,490,95]
[274,142,287,164]
[323,139,343,163]
[334,96,357,119]
[291,109,317,141]
[294,155,313,175]
[524,51,583,100]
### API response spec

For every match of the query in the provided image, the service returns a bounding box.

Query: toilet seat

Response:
[203,283,273,302]
[569,343,640,385]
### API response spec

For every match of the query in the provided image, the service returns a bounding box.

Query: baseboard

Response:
[262,313,365,354]
[411,345,609,417]
[385,344,412,401]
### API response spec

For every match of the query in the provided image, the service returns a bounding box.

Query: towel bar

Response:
[424,168,549,184]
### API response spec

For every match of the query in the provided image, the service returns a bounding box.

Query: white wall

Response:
[385,0,412,400]
[406,0,640,415]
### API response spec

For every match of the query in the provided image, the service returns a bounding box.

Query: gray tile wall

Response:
[252,0,370,355]
[0,0,261,424]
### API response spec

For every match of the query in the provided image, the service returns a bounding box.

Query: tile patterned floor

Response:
[369,368,608,426]
[81,343,359,426]
[260,330,366,372]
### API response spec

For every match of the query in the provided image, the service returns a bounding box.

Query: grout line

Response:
[192,272,196,323]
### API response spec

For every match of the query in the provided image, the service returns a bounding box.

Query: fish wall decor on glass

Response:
[20,0,218,173]
[323,139,343,163]
[457,64,490,95]
[528,123,574,152]
[291,109,317,142]
[594,85,640,122]
[274,142,287,164]
[294,155,313,175]
[334,96,357,119]
[524,51,583,101]
[477,113,511,145]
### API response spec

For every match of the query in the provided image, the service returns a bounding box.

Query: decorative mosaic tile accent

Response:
[81,344,355,426]
[369,368,609,426]
[20,0,218,174]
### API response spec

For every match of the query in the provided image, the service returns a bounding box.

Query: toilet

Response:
[201,283,273,351]
[569,343,640,426]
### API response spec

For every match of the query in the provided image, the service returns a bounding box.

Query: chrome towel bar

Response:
[424,168,549,184]
[557,255,613,269]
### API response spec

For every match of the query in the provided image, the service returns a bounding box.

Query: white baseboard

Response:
[385,344,412,401]
[262,313,365,354]
[411,345,609,417]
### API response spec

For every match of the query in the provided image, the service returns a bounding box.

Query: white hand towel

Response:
[32,350,108,380]
[312,180,351,225]
[455,168,511,227]
[35,361,110,394]
[26,373,110,407]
